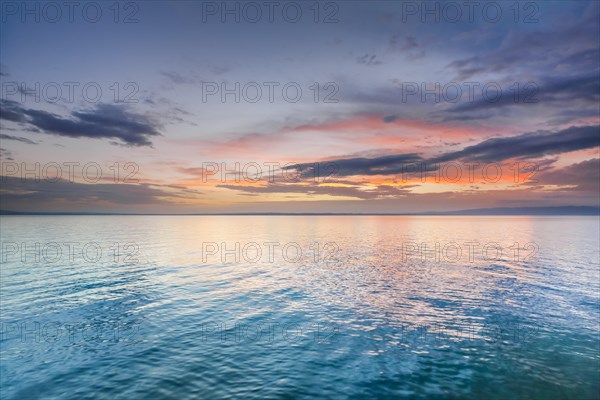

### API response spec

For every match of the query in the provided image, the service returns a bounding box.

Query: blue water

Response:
[1,216,599,399]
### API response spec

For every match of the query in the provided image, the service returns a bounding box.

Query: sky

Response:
[0,0,599,213]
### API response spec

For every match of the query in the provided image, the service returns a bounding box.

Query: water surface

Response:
[1,216,599,399]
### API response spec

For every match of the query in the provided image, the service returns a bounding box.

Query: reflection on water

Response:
[1,216,599,399]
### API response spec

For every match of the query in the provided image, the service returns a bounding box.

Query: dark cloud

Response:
[0,147,14,161]
[387,34,425,60]
[0,100,28,123]
[433,125,600,163]
[0,100,161,147]
[536,158,600,191]
[347,71,599,124]
[0,177,200,206]
[0,133,37,144]
[339,70,598,125]
[218,182,416,200]
[442,73,600,119]
[283,126,599,178]
[356,54,382,66]
[290,153,423,178]
[391,35,418,51]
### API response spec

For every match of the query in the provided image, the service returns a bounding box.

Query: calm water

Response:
[1,216,598,399]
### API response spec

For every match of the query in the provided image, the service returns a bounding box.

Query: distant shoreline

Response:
[1,206,599,216]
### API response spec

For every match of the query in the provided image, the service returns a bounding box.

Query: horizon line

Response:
[1,206,599,216]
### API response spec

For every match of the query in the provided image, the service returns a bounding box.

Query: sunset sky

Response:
[1,0,598,213]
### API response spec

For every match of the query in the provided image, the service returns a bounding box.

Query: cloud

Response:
[0,133,37,144]
[0,100,161,147]
[218,182,416,200]
[0,100,28,123]
[442,73,600,119]
[389,35,418,52]
[0,177,200,206]
[291,153,423,178]
[283,125,599,177]
[446,7,599,81]
[433,125,600,163]
[356,54,382,66]
[388,35,425,60]
[160,70,197,84]
[536,158,600,191]
[207,64,231,75]
[0,147,14,161]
